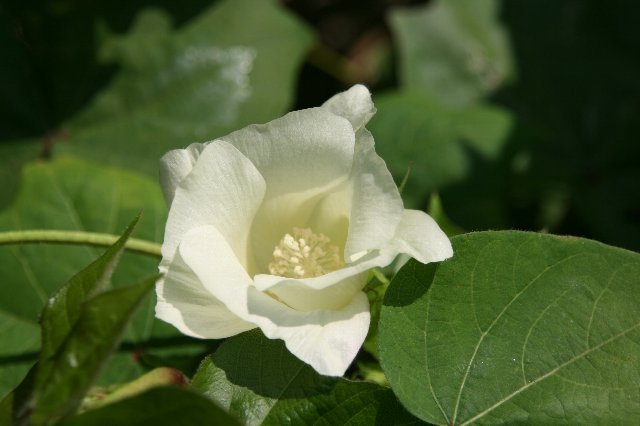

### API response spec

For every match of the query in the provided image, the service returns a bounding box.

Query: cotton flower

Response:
[155,85,453,376]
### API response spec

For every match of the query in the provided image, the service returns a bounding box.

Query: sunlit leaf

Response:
[379,231,640,424]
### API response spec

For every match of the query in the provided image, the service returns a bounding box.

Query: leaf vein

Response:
[459,321,640,426]
[450,251,585,424]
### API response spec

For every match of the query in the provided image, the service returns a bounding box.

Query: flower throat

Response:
[269,228,344,278]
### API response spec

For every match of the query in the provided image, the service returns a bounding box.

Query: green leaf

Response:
[1,213,142,424]
[30,275,157,425]
[427,194,464,237]
[39,213,142,363]
[389,0,513,107]
[495,2,640,252]
[57,0,314,176]
[369,91,512,207]
[0,157,175,399]
[379,231,640,425]
[57,387,240,426]
[0,139,41,212]
[80,367,187,411]
[192,330,420,426]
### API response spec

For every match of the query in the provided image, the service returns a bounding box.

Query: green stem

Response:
[0,230,162,258]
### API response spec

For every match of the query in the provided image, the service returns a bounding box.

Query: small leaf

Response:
[390,0,513,107]
[192,330,420,426]
[30,274,157,425]
[39,213,141,363]
[379,231,640,425]
[57,387,240,426]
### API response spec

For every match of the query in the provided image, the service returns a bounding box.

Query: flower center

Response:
[268,227,344,278]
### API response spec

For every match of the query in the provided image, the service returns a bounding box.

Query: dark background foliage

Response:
[1,0,638,251]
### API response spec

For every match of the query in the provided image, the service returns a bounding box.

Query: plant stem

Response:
[0,230,162,258]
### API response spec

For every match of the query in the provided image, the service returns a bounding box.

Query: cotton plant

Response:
[155,85,453,376]
[1,85,636,426]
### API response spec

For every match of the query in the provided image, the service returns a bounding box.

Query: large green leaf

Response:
[369,91,512,207]
[0,139,42,211]
[389,0,513,107]
[0,157,179,399]
[56,0,314,176]
[58,387,240,426]
[379,231,640,425]
[192,330,421,426]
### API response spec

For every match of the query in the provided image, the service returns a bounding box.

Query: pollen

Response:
[268,227,344,278]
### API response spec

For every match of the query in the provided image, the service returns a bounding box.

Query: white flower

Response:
[155,85,453,376]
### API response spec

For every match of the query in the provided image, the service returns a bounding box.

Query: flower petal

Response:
[159,143,206,205]
[256,272,368,312]
[156,253,255,339]
[222,108,356,272]
[305,181,351,253]
[247,291,371,377]
[321,84,376,132]
[161,141,266,269]
[390,209,454,263]
[178,225,370,376]
[224,108,355,198]
[344,129,404,260]
[177,226,253,314]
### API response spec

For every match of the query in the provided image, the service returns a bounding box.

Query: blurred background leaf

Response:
[390,0,513,107]
[369,90,512,208]
[0,157,206,399]
[0,0,314,206]
[57,0,315,176]
[1,0,637,249]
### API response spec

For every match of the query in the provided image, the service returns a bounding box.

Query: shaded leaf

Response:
[441,1,640,252]
[389,0,513,107]
[427,194,464,237]
[0,139,41,211]
[192,330,421,426]
[58,387,240,426]
[80,367,187,412]
[379,231,640,425]
[369,91,512,207]
[57,0,314,176]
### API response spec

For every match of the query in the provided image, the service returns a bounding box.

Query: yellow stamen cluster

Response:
[268,228,344,278]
